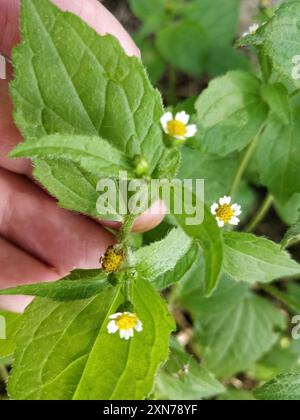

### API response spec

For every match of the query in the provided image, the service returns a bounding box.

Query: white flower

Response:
[242,23,260,37]
[107,312,143,340]
[211,196,242,228]
[160,111,197,141]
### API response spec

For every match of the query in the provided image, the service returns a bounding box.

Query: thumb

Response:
[0,0,140,58]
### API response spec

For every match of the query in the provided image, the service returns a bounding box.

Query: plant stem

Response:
[119,214,137,244]
[245,194,274,233]
[260,283,300,313]
[230,122,266,198]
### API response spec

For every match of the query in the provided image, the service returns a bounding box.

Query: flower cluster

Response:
[101,245,124,273]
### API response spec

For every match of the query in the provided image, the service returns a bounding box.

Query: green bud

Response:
[134,155,149,177]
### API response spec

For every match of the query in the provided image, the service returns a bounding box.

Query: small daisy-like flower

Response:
[242,23,260,37]
[211,196,242,228]
[107,312,143,340]
[160,111,197,141]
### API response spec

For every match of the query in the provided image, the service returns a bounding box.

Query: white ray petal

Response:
[175,111,190,125]
[135,321,143,332]
[160,112,173,131]
[119,329,127,339]
[216,217,225,228]
[211,203,219,215]
[219,196,231,205]
[185,124,197,138]
[109,312,122,320]
[107,320,118,334]
[229,216,240,226]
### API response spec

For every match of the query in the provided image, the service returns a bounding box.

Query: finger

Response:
[100,200,167,233]
[0,167,115,274]
[0,236,62,312]
[0,0,140,58]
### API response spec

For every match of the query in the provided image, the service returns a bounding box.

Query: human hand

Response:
[0,0,165,312]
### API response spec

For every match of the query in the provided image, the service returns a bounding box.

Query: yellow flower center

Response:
[115,313,138,330]
[101,246,124,273]
[216,204,234,224]
[167,119,187,137]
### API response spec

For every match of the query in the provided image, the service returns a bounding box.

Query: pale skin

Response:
[0,0,166,312]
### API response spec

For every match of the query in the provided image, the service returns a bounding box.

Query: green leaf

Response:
[179,147,240,204]
[257,113,300,203]
[135,228,198,290]
[0,270,109,301]
[156,20,207,77]
[282,217,300,248]
[153,147,181,180]
[172,188,223,296]
[0,311,23,359]
[275,193,300,226]
[31,159,102,217]
[196,71,268,156]
[11,0,166,216]
[155,340,225,400]
[182,0,240,47]
[260,83,291,124]
[254,371,300,400]
[223,232,300,284]
[11,134,134,177]
[9,279,174,400]
[257,1,300,87]
[180,275,286,378]
[254,341,300,381]
[130,0,165,22]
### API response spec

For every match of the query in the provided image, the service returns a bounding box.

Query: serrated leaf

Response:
[155,340,225,400]
[32,159,103,217]
[254,371,300,400]
[0,270,108,301]
[179,275,286,378]
[11,134,134,177]
[172,188,223,296]
[223,232,300,284]
[9,278,174,400]
[282,217,300,248]
[135,228,198,290]
[196,71,268,156]
[257,113,300,203]
[257,1,300,87]
[11,0,167,216]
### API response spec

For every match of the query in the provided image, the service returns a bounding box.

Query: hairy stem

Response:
[245,194,274,233]
[119,214,137,244]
